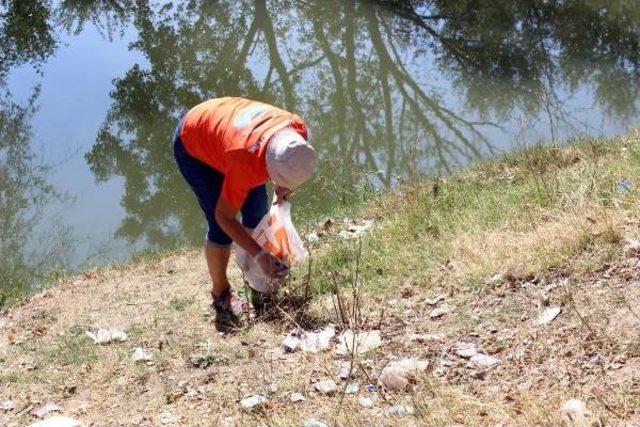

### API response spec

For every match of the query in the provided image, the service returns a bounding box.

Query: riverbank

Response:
[2,131,640,426]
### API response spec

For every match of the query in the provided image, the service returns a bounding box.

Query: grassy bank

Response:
[1,131,640,426]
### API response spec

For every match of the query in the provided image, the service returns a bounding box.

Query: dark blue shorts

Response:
[173,119,268,247]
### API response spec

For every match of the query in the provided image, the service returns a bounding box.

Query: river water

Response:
[1,1,639,295]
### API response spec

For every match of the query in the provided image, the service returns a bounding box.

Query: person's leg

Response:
[205,242,231,297]
[173,130,233,299]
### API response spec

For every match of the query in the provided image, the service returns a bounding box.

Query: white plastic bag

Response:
[236,201,308,293]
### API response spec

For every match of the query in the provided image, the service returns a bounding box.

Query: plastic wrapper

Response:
[236,201,307,293]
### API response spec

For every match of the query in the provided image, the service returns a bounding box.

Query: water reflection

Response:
[1,1,640,284]
[86,0,640,250]
[0,89,74,302]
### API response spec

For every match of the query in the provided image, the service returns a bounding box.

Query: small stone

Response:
[303,420,330,427]
[300,325,335,354]
[536,306,561,325]
[131,347,154,364]
[30,402,62,418]
[455,342,478,359]
[307,232,320,242]
[561,398,593,427]
[282,330,301,352]
[159,411,179,424]
[430,305,453,319]
[85,328,127,344]
[345,383,359,394]
[359,396,375,407]
[384,405,415,416]
[624,238,640,257]
[1,400,14,411]
[335,329,382,356]
[240,394,269,411]
[28,417,85,427]
[470,353,501,368]
[406,333,445,343]
[290,392,305,403]
[314,379,337,395]
[365,384,377,393]
[425,294,446,305]
[379,358,429,392]
[338,363,353,379]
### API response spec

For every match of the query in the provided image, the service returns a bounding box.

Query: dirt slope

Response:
[1,245,639,426]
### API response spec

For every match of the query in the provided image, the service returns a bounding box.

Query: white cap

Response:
[266,128,316,189]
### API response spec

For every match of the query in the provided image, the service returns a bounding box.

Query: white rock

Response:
[335,330,382,356]
[290,392,305,402]
[379,358,428,392]
[303,420,330,427]
[307,232,320,242]
[425,294,446,305]
[624,238,640,257]
[429,305,453,319]
[28,417,85,427]
[561,398,592,427]
[159,411,179,424]
[282,331,301,352]
[359,396,375,408]
[406,333,445,343]
[314,379,337,395]
[455,342,478,359]
[384,405,415,416]
[300,325,335,354]
[131,347,154,364]
[536,306,561,325]
[470,353,501,368]
[240,394,269,411]
[30,402,61,418]
[345,383,359,394]
[1,400,14,411]
[85,328,127,344]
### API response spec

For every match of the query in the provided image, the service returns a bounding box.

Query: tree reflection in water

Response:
[84,0,640,250]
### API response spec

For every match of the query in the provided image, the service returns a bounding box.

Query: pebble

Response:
[429,305,453,319]
[131,347,154,364]
[300,325,335,354]
[85,328,127,344]
[624,238,640,257]
[282,330,301,352]
[561,398,592,427]
[28,417,85,427]
[303,420,330,427]
[425,294,446,305]
[1,400,14,411]
[406,333,445,343]
[455,342,478,359]
[290,392,305,403]
[335,329,382,356]
[359,396,375,407]
[345,383,359,394]
[379,358,429,392]
[239,394,269,411]
[470,353,501,368]
[365,384,377,392]
[314,379,337,395]
[384,405,415,416]
[30,402,62,418]
[536,306,561,325]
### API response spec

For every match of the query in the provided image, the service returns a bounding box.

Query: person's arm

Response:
[215,197,289,279]
[214,198,261,256]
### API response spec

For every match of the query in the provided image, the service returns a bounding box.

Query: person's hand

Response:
[254,249,289,280]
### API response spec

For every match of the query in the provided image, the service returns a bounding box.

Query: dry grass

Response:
[2,132,640,426]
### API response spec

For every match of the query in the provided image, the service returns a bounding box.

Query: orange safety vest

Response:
[180,97,308,208]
